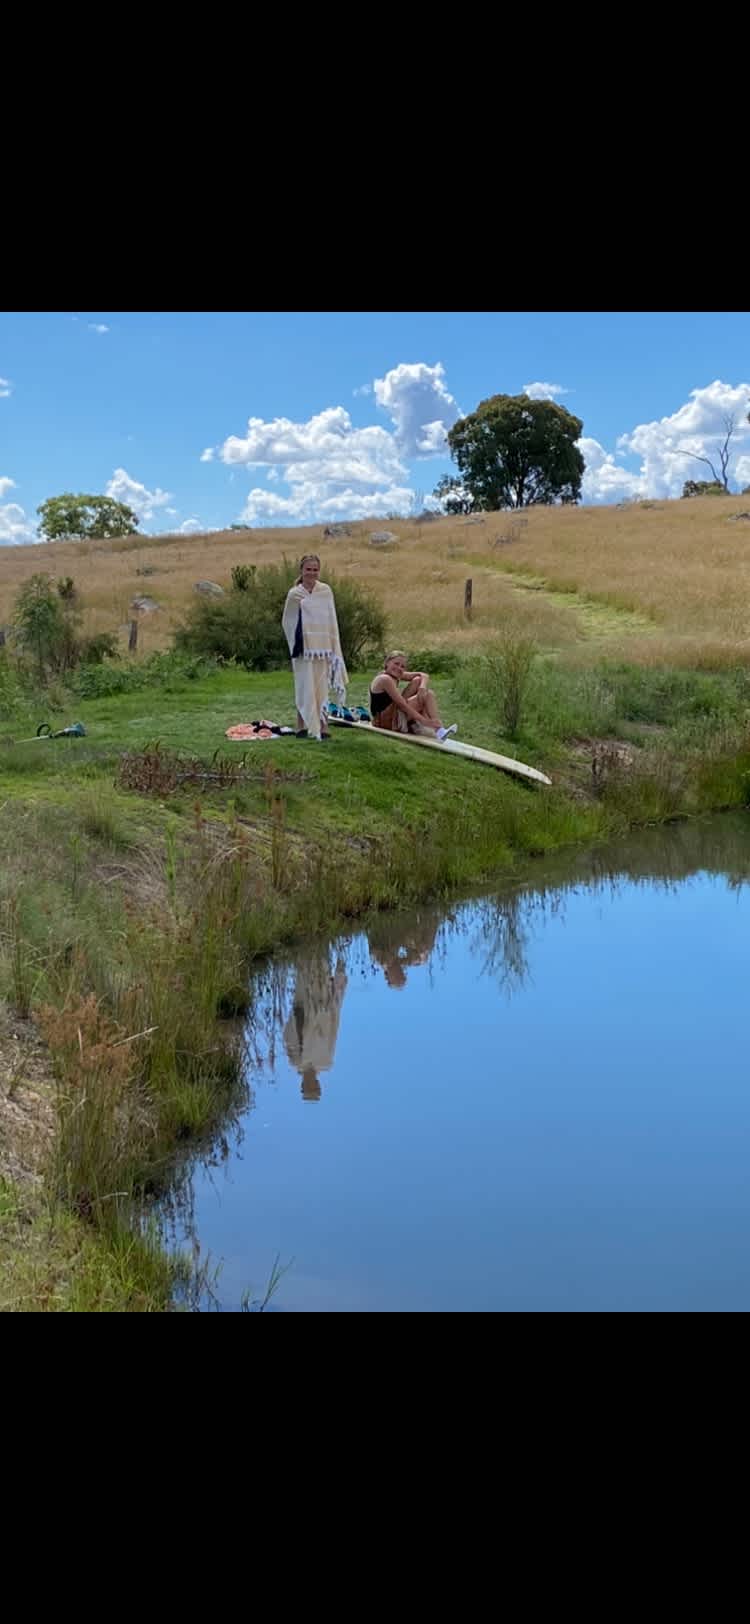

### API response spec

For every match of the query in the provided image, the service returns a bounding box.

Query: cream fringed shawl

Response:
[281,581,348,699]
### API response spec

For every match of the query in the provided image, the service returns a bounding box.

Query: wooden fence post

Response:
[129,618,139,652]
[464,578,473,620]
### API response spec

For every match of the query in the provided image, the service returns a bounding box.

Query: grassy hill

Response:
[2,494,750,668]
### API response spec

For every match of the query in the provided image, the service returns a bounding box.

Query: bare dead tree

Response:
[674,413,737,491]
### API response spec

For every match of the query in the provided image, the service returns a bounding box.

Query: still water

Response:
[170,813,750,1311]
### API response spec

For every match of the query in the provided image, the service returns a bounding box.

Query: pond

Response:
[168,812,750,1312]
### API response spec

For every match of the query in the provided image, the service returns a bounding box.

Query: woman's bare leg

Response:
[399,679,457,738]
[410,688,442,729]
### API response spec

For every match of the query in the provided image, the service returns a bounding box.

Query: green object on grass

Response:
[15,721,88,743]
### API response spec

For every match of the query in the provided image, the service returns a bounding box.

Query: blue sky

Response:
[2,311,749,543]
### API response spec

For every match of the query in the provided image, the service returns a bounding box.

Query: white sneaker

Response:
[435,724,458,742]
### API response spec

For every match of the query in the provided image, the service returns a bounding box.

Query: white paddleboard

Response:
[328,718,551,785]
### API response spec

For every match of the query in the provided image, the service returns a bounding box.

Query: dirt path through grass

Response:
[470,557,660,647]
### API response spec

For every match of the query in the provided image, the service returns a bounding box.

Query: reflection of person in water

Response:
[282,953,348,1101]
[367,911,441,990]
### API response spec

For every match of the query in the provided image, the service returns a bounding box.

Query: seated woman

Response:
[369,651,457,741]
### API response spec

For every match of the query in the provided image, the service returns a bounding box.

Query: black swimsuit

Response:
[369,685,392,716]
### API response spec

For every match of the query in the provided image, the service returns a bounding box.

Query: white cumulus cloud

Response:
[578,380,750,503]
[239,483,414,527]
[0,477,38,545]
[211,361,462,526]
[615,379,750,498]
[579,437,644,503]
[318,485,414,518]
[106,467,173,523]
[281,439,405,489]
[200,447,214,462]
[88,323,110,334]
[217,405,403,482]
[373,361,461,457]
[523,381,569,401]
[239,490,302,524]
[416,420,451,455]
[179,518,203,534]
[0,501,37,546]
[0,377,13,398]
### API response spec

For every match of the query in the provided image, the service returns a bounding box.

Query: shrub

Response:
[332,574,388,668]
[404,648,462,677]
[12,574,80,680]
[231,564,256,592]
[11,573,113,681]
[71,649,218,699]
[176,577,289,670]
[483,634,538,738]
[175,557,386,671]
[681,480,727,498]
[453,639,537,738]
[78,632,119,666]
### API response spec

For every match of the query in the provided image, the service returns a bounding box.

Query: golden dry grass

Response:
[2,495,750,665]
[485,497,750,660]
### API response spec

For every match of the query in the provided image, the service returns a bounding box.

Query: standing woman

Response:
[282,554,348,739]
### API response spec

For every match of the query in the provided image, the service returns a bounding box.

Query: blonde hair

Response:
[384,649,408,667]
[296,553,321,584]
